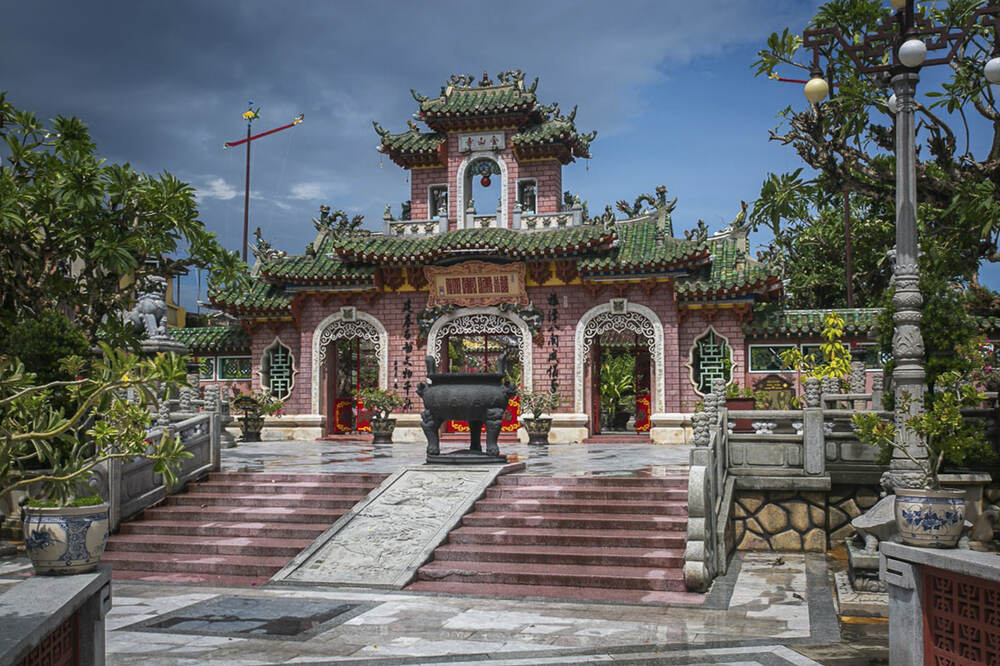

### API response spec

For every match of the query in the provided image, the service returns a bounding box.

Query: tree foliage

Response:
[0,93,247,347]
[0,346,192,506]
[751,0,1000,294]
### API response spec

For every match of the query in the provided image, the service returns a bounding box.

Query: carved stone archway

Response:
[426,307,532,387]
[574,302,665,413]
[310,311,388,414]
[456,152,509,228]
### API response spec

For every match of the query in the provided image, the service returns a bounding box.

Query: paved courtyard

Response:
[1,439,888,664]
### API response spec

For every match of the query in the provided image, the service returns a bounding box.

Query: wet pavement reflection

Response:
[222,438,692,477]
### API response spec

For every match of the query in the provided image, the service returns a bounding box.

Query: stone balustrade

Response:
[386,217,447,236]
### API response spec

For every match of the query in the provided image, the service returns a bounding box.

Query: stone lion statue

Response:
[124,275,168,339]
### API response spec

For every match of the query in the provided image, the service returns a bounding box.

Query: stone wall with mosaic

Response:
[733,485,880,552]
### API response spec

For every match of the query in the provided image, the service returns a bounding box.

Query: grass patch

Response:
[27,495,105,508]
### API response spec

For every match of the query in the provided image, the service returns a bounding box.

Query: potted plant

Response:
[724,382,757,433]
[230,389,283,442]
[599,355,634,431]
[1,345,192,574]
[852,342,997,548]
[357,387,403,444]
[518,387,560,445]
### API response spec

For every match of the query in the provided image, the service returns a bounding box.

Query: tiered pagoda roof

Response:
[210,211,783,318]
[375,71,595,167]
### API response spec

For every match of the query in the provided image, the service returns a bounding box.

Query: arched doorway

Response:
[427,308,531,433]
[574,302,665,434]
[456,153,508,228]
[310,311,388,435]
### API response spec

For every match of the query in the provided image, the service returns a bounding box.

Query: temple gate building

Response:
[182,70,891,442]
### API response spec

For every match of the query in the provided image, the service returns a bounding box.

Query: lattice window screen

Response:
[266,343,293,399]
[693,330,731,395]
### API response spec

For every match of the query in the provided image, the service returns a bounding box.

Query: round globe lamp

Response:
[804,76,829,104]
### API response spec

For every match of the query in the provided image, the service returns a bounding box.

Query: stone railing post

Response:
[107,458,122,533]
[383,208,393,235]
[872,372,884,411]
[803,377,825,476]
[465,201,476,230]
[571,201,584,227]
[512,202,522,230]
[850,348,867,410]
[210,411,221,472]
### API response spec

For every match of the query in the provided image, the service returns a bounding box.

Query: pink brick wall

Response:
[517,160,562,216]
[401,134,565,229]
[245,284,783,438]
[409,167,447,221]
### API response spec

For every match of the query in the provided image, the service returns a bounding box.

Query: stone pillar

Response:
[465,200,476,230]
[512,202,522,230]
[888,71,928,491]
[802,377,825,475]
[571,200,584,227]
[880,543,925,665]
[438,200,449,234]
[850,347,867,410]
[872,372,884,411]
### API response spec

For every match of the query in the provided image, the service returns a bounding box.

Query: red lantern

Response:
[480,175,491,187]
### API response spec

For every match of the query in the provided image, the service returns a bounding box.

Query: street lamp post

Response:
[802,0,1000,489]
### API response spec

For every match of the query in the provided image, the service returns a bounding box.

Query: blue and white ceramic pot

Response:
[22,503,110,574]
[893,488,965,548]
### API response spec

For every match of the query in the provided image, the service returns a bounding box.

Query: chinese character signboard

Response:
[458,132,505,153]
[424,261,528,307]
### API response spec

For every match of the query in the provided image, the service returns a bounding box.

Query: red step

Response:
[431,543,684,568]
[475,498,688,515]
[446,526,686,549]
[404,581,705,605]
[118,520,327,540]
[106,472,387,585]
[416,560,686,591]
[461,512,686,531]
[408,474,695,603]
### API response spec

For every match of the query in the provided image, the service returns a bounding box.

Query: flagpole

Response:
[224,103,304,263]
[242,122,251,262]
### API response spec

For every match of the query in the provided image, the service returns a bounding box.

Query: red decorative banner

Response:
[334,398,371,434]
[635,394,651,432]
[446,395,521,433]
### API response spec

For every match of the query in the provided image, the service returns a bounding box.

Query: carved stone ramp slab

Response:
[271,463,522,588]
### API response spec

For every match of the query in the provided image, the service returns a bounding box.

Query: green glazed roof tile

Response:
[210,280,292,314]
[170,326,250,354]
[744,308,882,337]
[673,237,780,298]
[577,218,708,273]
[511,118,594,159]
[421,82,536,118]
[330,224,617,263]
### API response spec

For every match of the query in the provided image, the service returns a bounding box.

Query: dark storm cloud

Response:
[1,1,817,305]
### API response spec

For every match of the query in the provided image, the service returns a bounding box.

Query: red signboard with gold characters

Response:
[446,395,520,434]
[333,398,371,434]
[424,261,528,308]
[634,394,651,432]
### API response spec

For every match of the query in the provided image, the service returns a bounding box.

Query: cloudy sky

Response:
[2,1,993,308]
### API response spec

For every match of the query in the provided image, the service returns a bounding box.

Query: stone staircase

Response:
[104,472,387,586]
[407,474,700,603]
